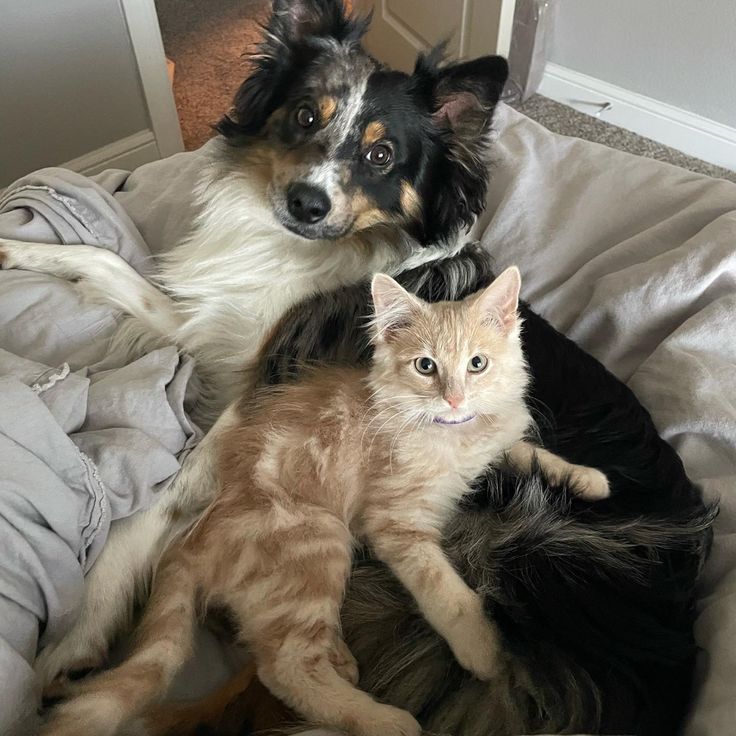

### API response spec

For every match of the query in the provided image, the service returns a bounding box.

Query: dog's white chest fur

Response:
[151,158,447,423]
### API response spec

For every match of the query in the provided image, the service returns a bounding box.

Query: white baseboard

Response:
[539,63,736,172]
[61,130,160,177]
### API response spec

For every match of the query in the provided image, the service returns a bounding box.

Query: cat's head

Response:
[369,267,526,427]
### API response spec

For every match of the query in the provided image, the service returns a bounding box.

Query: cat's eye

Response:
[296,105,316,128]
[414,356,436,375]
[366,143,393,167]
[468,355,489,373]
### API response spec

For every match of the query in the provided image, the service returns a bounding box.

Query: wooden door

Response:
[355,0,517,72]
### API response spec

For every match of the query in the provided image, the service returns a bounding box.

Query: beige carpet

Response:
[155,1,734,183]
[155,0,268,151]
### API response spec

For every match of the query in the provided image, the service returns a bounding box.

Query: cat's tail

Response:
[40,545,199,736]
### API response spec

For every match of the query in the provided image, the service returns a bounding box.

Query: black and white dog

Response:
[0,0,713,734]
[0,0,508,696]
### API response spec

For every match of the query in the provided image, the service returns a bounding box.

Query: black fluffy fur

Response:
[216,0,371,139]
[253,243,716,736]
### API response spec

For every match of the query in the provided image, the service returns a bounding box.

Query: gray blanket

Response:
[0,167,203,734]
[1,106,734,736]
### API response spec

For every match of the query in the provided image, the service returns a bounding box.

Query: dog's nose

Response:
[287,183,331,224]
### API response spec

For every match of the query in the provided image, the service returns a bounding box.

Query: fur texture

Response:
[33,244,713,736]
[40,272,611,736]
[145,245,717,736]
[0,0,511,695]
[118,244,713,736]
[251,244,716,736]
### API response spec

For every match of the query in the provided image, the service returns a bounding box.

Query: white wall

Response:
[0,0,153,186]
[549,0,736,127]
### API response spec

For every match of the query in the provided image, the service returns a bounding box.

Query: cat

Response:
[40,266,610,736]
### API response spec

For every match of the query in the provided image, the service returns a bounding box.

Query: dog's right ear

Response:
[410,49,509,243]
[217,1,368,140]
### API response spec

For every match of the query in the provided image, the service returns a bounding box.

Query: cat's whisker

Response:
[388,412,423,473]
[363,404,423,458]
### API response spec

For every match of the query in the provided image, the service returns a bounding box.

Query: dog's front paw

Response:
[569,465,611,501]
[0,241,27,271]
[0,244,11,270]
[36,636,107,700]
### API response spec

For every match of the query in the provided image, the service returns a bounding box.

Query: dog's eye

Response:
[296,105,316,128]
[366,143,393,167]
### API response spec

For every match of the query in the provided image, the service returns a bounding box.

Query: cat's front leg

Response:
[506,440,610,500]
[366,519,503,681]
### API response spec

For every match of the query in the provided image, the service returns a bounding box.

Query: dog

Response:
[0,0,509,694]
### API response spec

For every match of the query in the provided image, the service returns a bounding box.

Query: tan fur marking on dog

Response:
[319,96,338,123]
[400,180,422,221]
[362,121,386,147]
[351,190,393,231]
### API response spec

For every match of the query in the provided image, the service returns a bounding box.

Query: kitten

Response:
[41,267,609,736]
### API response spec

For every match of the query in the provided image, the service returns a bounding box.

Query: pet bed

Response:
[0,104,733,735]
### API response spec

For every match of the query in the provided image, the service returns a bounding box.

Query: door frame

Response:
[119,0,184,158]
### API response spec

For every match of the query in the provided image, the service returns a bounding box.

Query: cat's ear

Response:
[475,266,521,334]
[371,274,423,342]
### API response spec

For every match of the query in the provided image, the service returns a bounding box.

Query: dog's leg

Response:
[40,543,200,736]
[36,507,170,697]
[35,406,241,694]
[0,238,183,336]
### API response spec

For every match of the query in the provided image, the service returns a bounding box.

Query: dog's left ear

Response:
[273,0,369,45]
[412,52,508,244]
[217,0,368,140]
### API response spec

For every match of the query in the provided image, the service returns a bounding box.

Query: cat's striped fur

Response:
[135,243,714,736]
[40,269,611,736]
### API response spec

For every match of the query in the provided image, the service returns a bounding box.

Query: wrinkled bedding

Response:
[0,104,734,736]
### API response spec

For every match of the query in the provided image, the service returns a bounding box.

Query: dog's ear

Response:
[411,50,508,244]
[269,0,370,45]
[217,1,369,140]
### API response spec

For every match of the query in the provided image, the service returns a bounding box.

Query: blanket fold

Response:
[0,170,200,736]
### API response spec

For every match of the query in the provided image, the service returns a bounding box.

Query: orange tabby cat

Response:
[42,267,609,736]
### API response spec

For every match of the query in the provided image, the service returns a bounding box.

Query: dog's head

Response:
[217,0,508,245]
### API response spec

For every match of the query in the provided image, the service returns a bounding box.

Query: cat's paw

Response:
[329,637,359,685]
[448,601,504,681]
[358,704,421,736]
[569,465,610,501]
[39,690,122,736]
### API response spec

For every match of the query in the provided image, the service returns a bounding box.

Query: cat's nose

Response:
[446,395,464,410]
